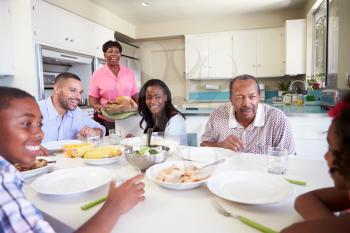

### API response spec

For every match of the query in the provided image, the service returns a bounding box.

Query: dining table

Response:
[23,144,333,233]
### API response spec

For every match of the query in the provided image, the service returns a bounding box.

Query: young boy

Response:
[0,86,145,233]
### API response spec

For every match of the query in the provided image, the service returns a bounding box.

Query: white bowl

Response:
[145,161,210,190]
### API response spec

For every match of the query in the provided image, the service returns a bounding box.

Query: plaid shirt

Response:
[0,156,55,233]
[201,103,295,155]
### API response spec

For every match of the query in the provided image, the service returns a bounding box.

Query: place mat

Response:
[101,109,137,120]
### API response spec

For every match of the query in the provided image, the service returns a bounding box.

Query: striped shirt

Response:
[201,103,295,155]
[0,156,55,233]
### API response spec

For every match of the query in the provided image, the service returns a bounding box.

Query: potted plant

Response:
[275,80,291,96]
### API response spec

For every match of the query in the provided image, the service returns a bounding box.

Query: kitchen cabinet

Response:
[285,19,306,75]
[32,0,114,57]
[0,0,14,76]
[232,28,284,77]
[185,33,234,79]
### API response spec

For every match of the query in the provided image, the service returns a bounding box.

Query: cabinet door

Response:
[32,0,95,55]
[232,30,257,76]
[94,24,114,58]
[208,33,233,78]
[0,0,14,76]
[185,35,209,79]
[285,19,306,75]
[256,28,284,77]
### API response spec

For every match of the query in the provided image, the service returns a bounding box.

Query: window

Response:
[311,0,328,88]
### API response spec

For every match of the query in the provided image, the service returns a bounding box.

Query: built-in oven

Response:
[43,72,60,88]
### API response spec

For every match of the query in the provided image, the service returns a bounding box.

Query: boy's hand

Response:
[106,175,145,216]
[38,145,49,156]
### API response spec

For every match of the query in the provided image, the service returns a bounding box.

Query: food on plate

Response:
[63,143,122,159]
[63,143,94,157]
[104,96,138,113]
[134,146,159,156]
[156,164,209,183]
[15,159,48,172]
[84,146,122,159]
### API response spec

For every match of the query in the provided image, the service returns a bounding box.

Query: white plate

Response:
[83,155,124,165]
[146,161,209,190]
[31,167,113,195]
[42,140,83,150]
[207,171,294,205]
[21,164,53,179]
[180,147,232,163]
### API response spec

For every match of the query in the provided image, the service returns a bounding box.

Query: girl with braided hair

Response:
[282,92,350,233]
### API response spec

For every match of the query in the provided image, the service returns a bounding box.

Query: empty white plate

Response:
[31,167,113,195]
[180,147,232,163]
[207,171,294,205]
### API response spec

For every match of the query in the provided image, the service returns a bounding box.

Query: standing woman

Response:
[138,79,187,144]
[89,40,139,133]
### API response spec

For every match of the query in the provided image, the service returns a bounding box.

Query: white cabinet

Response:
[285,19,306,75]
[32,0,114,57]
[232,28,284,77]
[185,33,234,79]
[288,115,331,160]
[0,0,14,76]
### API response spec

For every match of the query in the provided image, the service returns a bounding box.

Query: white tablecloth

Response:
[23,148,333,233]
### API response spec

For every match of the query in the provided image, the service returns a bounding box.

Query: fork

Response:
[215,201,278,233]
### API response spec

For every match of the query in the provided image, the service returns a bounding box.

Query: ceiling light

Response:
[141,1,152,7]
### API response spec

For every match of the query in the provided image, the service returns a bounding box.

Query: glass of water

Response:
[267,146,288,175]
[109,128,122,145]
[87,130,101,146]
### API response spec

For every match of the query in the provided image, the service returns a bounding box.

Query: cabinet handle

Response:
[65,37,69,41]
[70,39,74,42]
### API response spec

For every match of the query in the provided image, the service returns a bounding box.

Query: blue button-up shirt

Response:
[38,98,106,142]
[0,156,55,233]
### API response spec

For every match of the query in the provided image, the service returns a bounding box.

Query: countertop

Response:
[180,103,328,117]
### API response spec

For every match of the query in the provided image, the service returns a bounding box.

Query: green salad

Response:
[134,146,159,156]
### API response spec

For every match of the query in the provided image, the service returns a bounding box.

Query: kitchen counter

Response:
[180,103,328,117]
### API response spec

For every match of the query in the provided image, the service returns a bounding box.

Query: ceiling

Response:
[90,0,307,25]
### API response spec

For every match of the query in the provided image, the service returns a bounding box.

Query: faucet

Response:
[288,80,308,94]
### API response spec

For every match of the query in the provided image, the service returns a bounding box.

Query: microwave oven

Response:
[43,72,59,88]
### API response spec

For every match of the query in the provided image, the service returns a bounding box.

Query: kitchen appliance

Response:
[320,89,340,109]
[43,71,59,88]
[36,45,94,100]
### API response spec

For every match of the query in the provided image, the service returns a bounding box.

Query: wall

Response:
[45,0,135,38]
[0,0,39,98]
[137,38,186,106]
[136,9,304,39]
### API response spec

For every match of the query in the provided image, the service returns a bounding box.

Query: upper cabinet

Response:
[232,28,284,77]
[185,33,234,79]
[185,28,284,79]
[32,0,114,57]
[0,0,14,76]
[285,19,306,75]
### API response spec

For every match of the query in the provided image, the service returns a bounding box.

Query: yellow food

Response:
[63,143,94,157]
[83,146,122,159]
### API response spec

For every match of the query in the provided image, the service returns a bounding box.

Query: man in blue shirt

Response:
[38,72,106,142]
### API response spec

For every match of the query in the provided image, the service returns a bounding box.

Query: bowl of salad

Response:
[124,145,170,171]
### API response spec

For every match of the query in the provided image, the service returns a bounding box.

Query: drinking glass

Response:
[87,130,101,146]
[109,128,122,145]
[267,146,288,175]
